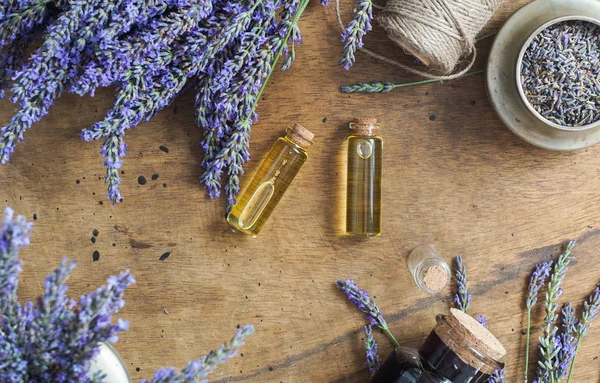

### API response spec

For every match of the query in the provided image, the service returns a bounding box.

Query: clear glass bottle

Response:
[407,244,451,294]
[346,118,383,236]
[227,123,314,237]
[371,309,506,383]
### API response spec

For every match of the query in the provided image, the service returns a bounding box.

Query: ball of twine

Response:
[378,0,503,75]
[335,0,504,79]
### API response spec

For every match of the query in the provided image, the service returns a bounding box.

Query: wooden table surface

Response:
[1,1,600,382]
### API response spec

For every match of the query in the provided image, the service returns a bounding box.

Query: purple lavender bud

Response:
[141,325,254,382]
[454,255,471,313]
[337,279,389,330]
[339,0,373,70]
[477,315,488,329]
[488,368,505,383]
[576,283,600,337]
[526,261,553,308]
[364,325,380,375]
[0,207,32,311]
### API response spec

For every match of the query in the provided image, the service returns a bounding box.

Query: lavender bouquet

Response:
[0,0,328,211]
[0,207,252,382]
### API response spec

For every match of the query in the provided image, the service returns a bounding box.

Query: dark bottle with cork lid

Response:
[371,309,506,383]
[346,118,383,236]
[227,123,314,237]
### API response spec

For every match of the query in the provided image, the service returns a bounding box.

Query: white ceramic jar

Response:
[89,343,132,383]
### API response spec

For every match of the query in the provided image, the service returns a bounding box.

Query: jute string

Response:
[335,0,503,80]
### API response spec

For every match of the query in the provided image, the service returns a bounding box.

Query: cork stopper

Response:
[351,118,379,136]
[433,309,506,374]
[286,123,314,148]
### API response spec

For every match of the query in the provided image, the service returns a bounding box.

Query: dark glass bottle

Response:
[371,310,506,383]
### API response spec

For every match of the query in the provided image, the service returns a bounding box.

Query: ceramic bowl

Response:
[487,0,600,150]
[515,15,600,133]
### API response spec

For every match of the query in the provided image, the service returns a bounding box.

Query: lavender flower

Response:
[477,315,488,329]
[0,207,32,313]
[524,261,553,383]
[363,325,380,375]
[488,368,506,383]
[0,0,51,51]
[454,255,471,313]
[141,325,254,382]
[339,0,373,70]
[536,240,576,383]
[340,69,486,93]
[566,283,600,383]
[576,283,600,338]
[554,303,577,381]
[337,279,400,347]
[527,261,553,308]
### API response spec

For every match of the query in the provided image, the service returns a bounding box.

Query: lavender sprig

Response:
[140,325,254,383]
[363,325,380,376]
[454,255,471,313]
[566,283,600,383]
[525,261,553,383]
[340,70,486,93]
[339,0,373,70]
[0,207,32,313]
[536,240,575,383]
[554,303,577,381]
[337,279,400,347]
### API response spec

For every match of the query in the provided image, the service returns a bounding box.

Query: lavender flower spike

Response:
[477,315,488,329]
[454,255,471,313]
[566,283,600,383]
[0,207,33,312]
[141,325,255,382]
[337,279,400,347]
[526,261,553,308]
[364,325,380,375]
[488,368,506,383]
[339,0,373,70]
[524,261,553,383]
[536,240,576,383]
[555,303,577,381]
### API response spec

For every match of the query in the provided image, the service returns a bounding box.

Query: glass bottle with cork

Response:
[346,118,383,236]
[371,308,506,383]
[227,123,314,237]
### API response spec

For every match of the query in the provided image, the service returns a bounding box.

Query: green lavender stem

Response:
[383,327,400,348]
[341,69,485,93]
[565,341,580,383]
[525,309,531,383]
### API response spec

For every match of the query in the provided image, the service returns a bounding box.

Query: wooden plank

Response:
[1,0,599,381]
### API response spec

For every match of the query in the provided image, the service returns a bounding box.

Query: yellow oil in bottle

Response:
[346,118,382,236]
[227,123,314,236]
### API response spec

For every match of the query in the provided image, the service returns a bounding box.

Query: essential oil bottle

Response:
[370,309,506,383]
[346,118,383,236]
[227,123,314,237]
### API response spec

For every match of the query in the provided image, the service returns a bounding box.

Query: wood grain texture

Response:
[1,1,600,382]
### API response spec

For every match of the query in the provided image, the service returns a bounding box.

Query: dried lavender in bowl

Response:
[520,20,600,127]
